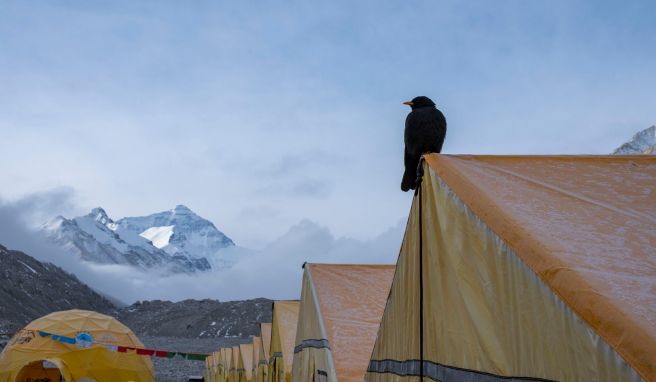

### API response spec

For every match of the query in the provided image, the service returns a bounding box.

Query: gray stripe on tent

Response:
[259,360,268,365]
[367,359,556,382]
[294,338,331,354]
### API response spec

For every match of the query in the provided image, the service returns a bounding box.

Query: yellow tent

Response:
[0,309,154,382]
[221,347,233,382]
[366,155,656,382]
[231,346,241,382]
[252,336,261,382]
[205,354,213,382]
[293,264,395,382]
[258,323,272,382]
[268,301,299,382]
[213,351,221,382]
[239,343,254,382]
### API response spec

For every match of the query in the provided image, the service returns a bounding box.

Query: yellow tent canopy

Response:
[221,347,233,382]
[205,354,213,382]
[258,323,272,382]
[239,343,254,382]
[252,336,261,382]
[231,346,241,382]
[269,301,299,382]
[213,350,222,382]
[366,154,656,382]
[0,309,154,382]
[293,264,395,382]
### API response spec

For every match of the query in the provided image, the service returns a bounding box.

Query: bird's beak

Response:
[403,101,413,106]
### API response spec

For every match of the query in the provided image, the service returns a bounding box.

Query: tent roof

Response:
[425,154,656,378]
[231,346,240,369]
[239,343,254,379]
[306,264,395,382]
[273,301,299,373]
[222,347,232,367]
[252,336,261,369]
[260,323,272,361]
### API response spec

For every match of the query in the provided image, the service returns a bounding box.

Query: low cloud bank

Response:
[0,191,405,304]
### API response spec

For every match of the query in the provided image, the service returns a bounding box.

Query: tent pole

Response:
[416,156,425,382]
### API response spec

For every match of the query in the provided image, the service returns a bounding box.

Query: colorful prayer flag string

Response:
[33,329,208,361]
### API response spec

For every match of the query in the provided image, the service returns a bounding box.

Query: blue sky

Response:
[1,1,655,248]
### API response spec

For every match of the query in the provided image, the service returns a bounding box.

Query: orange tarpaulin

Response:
[367,155,655,382]
[293,264,395,382]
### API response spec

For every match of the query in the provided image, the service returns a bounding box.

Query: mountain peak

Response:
[613,125,656,155]
[173,204,192,213]
[87,207,112,224]
[43,204,235,274]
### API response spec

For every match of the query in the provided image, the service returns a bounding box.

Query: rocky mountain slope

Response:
[116,298,272,339]
[42,205,236,273]
[613,125,656,154]
[0,244,116,334]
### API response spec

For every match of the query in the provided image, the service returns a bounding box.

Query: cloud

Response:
[0,192,405,304]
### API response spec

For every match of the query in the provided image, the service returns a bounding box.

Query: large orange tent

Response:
[366,155,656,382]
[292,264,395,382]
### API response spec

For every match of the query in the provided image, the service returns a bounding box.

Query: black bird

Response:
[401,96,447,192]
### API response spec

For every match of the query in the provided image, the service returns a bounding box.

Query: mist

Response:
[0,190,405,304]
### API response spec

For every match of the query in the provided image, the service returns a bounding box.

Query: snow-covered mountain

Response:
[613,125,656,154]
[42,205,236,273]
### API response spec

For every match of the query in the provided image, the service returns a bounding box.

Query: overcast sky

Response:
[1,1,655,249]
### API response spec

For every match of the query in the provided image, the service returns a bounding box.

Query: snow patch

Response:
[140,226,175,249]
[17,260,38,274]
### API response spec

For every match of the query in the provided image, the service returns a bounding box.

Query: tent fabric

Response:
[206,355,213,382]
[261,323,272,362]
[269,301,300,382]
[0,309,154,382]
[259,323,272,382]
[217,350,223,382]
[366,155,655,382]
[253,336,261,382]
[222,347,233,382]
[293,264,395,382]
[240,343,254,382]
[232,346,241,382]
